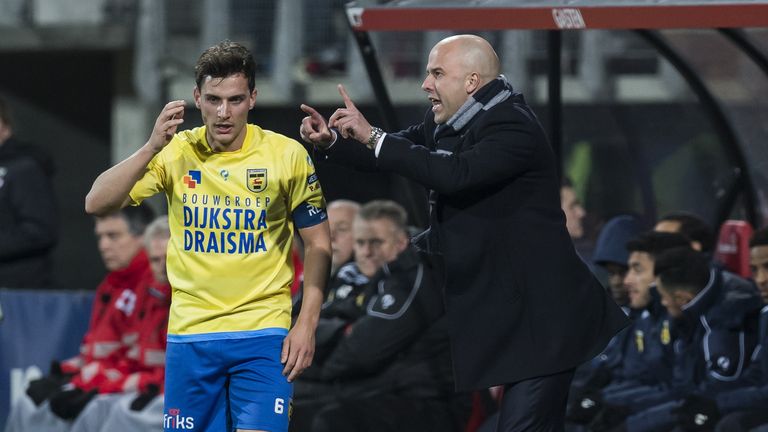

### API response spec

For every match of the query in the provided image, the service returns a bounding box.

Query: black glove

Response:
[671,395,720,431]
[26,362,74,406]
[589,403,631,432]
[49,388,98,420]
[130,384,160,411]
[566,389,603,424]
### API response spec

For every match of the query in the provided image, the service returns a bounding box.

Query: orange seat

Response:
[714,220,754,278]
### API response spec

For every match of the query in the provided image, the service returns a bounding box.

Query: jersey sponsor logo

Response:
[180,193,273,255]
[183,170,202,189]
[247,168,268,193]
[552,8,586,29]
[182,206,268,254]
[164,408,195,429]
[307,173,318,185]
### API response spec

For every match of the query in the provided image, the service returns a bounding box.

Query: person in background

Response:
[0,95,58,289]
[674,227,768,432]
[655,212,715,255]
[294,200,458,432]
[561,177,586,240]
[68,215,172,432]
[327,199,360,277]
[4,205,154,432]
[591,215,646,307]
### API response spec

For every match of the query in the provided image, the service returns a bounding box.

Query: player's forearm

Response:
[295,241,331,329]
[85,144,157,215]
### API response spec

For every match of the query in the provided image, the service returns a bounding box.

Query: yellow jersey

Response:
[129,124,326,339]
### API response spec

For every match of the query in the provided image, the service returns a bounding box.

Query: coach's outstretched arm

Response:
[85,101,186,215]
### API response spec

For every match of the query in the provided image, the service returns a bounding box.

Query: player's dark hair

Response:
[195,40,256,92]
[626,231,692,260]
[658,211,715,253]
[654,247,711,295]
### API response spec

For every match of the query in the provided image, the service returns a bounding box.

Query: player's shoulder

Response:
[163,126,206,158]
[250,124,308,156]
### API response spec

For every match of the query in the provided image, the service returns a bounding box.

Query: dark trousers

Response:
[496,368,576,432]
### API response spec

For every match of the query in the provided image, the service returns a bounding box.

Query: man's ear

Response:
[466,72,481,93]
[193,87,201,109]
[249,88,258,109]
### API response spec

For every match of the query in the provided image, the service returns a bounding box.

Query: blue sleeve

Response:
[292,201,327,229]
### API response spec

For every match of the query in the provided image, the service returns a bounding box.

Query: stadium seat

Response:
[714,220,754,278]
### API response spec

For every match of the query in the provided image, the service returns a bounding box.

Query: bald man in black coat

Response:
[300,34,629,432]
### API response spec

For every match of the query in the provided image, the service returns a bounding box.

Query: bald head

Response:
[435,35,500,84]
[424,34,502,124]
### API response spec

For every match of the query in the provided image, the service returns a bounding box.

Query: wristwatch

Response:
[366,127,384,150]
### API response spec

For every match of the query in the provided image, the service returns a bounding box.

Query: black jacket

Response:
[0,138,58,288]
[322,90,629,390]
[320,247,453,398]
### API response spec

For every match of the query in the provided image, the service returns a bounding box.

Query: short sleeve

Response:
[287,144,326,228]
[128,149,167,205]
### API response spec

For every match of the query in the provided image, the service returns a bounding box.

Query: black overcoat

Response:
[322,92,629,391]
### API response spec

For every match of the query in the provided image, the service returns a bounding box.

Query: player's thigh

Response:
[228,335,293,432]
[164,340,229,431]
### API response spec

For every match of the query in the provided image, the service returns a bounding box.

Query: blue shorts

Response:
[164,331,292,432]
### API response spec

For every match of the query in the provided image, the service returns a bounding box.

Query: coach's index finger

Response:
[300,103,321,119]
[337,84,356,109]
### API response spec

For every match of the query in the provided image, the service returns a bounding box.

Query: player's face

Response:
[656,280,684,318]
[422,42,472,124]
[603,262,629,307]
[750,244,768,304]
[353,218,408,278]
[147,237,169,284]
[624,252,655,309]
[328,206,357,271]
[194,73,256,152]
[95,216,144,271]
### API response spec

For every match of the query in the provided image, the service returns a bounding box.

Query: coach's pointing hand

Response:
[328,84,372,143]
[300,104,335,148]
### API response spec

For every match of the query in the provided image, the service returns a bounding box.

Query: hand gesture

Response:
[328,84,372,143]
[148,100,185,153]
[299,104,335,148]
[281,321,316,382]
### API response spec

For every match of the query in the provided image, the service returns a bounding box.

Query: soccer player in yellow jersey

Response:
[85,41,331,432]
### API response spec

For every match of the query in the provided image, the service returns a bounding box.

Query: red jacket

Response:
[63,251,150,389]
[98,275,171,393]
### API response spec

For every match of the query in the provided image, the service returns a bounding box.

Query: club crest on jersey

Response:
[247,168,267,193]
[183,170,201,188]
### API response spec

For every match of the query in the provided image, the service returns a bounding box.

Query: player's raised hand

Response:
[148,100,185,153]
[299,104,335,148]
[328,84,372,143]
